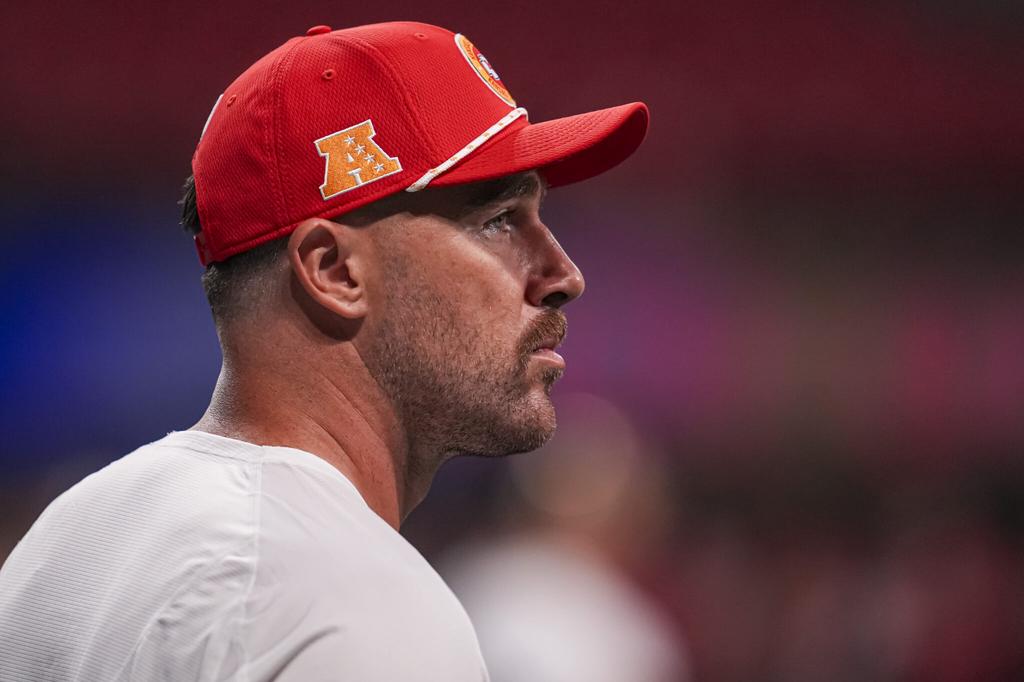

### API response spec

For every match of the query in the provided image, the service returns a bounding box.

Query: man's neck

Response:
[191,359,437,529]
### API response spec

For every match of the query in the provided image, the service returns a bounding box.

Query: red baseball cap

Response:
[191,21,649,265]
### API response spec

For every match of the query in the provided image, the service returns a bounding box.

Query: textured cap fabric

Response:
[191,21,649,265]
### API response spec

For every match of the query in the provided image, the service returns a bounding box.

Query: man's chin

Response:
[510,392,559,452]
[459,394,557,459]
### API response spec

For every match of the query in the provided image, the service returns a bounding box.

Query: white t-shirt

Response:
[0,431,490,681]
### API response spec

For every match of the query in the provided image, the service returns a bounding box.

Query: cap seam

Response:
[268,38,306,230]
[345,34,443,165]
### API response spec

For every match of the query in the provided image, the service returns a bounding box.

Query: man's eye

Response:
[482,209,514,234]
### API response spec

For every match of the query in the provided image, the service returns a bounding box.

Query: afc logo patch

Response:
[315,120,402,200]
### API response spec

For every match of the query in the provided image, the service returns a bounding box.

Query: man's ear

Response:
[288,218,369,320]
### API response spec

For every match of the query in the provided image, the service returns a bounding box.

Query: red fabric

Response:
[191,21,649,264]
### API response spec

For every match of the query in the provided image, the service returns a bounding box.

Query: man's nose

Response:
[526,227,586,309]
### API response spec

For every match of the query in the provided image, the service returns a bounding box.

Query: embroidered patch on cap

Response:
[315,120,402,199]
[454,34,516,107]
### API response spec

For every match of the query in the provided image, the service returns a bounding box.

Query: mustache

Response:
[517,309,568,357]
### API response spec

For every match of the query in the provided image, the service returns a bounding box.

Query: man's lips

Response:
[521,311,568,370]
[531,336,563,353]
[530,346,565,369]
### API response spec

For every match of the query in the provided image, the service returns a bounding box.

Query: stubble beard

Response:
[365,284,565,464]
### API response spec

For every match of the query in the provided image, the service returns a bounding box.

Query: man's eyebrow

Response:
[463,173,547,210]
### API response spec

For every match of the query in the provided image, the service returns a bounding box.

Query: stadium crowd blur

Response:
[2,1,1022,680]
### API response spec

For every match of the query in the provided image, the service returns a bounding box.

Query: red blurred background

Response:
[2,1,1022,680]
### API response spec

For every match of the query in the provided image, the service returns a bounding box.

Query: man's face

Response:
[360,171,585,459]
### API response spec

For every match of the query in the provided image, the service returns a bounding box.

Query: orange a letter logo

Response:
[315,120,402,200]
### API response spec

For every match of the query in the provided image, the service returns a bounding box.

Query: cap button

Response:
[305,25,332,36]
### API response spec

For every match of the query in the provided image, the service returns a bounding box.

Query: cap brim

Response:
[430,102,649,189]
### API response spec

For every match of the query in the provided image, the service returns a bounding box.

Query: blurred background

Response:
[2,0,1023,680]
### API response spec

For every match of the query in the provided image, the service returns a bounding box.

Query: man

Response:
[0,21,648,680]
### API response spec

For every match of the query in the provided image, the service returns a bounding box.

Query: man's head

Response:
[185,21,647,460]
[182,168,583,458]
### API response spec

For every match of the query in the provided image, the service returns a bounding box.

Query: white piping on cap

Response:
[406,107,528,192]
[199,93,223,141]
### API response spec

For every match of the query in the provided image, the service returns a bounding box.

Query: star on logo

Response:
[315,119,403,200]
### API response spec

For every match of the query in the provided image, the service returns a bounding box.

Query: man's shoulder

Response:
[0,432,488,681]
[31,433,263,544]
[2,432,268,608]
[0,433,269,680]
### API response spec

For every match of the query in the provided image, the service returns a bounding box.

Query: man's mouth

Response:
[531,336,563,353]
[520,310,568,370]
[530,347,564,362]
[529,339,565,369]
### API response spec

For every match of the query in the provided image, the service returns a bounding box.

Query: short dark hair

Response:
[179,175,287,324]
